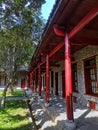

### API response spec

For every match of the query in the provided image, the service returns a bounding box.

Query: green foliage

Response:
[0,90,24,97]
[0,100,32,130]
[0,0,45,82]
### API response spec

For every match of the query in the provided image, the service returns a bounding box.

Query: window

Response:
[84,56,98,95]
[72,63,78,92]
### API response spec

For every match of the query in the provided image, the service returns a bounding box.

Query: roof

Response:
[29,0,98,71]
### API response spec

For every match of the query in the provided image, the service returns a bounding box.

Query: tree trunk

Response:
[10,84,14,95]
[0,83,9,109]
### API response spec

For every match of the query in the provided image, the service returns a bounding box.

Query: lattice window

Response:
[84,56,98,95]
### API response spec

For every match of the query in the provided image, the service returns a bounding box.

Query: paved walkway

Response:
[29,93,98,130]
[0,96,32,100]
[4,89,98,130]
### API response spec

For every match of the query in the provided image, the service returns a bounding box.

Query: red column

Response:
[28,73,30,88]
[65,33,73,121]
[55,72,58,96]
[25,75,28,88]
[38,65,41,96]
[62,70,65,98]
[34,71,36,93]
[30,72,33,89]
[46,55,50,103]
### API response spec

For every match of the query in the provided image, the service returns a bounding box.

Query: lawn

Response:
[0,89,24,97]
[0,100,32,130]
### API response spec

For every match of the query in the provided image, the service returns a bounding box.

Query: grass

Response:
[0,100,32,130]
[0,89,24,97]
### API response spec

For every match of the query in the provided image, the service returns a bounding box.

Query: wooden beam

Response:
[49,41,64,58]
[71,37,98,46]
[51,55,64,60]
[51,4,98,58]
[68,4,98,38]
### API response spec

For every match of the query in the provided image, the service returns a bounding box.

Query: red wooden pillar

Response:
[62,70,65,98]
[38,65,41,96]
[65,33,73,121]
[34,71,36,93]
[27,73,30,88]
[25,75,28,88]
[55,72,58,96]
[21,79,25,89]
[30,72,33,89]
[46,55,50,103]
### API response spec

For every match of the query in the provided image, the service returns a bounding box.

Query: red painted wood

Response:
[71,37,98,46]
[62,70,65,98]
[34,80,36,93]
[25,75,28,88]
[55,72,58,96]
[51,5,98,59]
[38,65,41,96]
[73,96,77,103]
[40,60,46,66]
[69,4,98,39]
[21,79,25,88]
[65,33,73,121]
[34,71,36,93]
[46,55,50,103]
[53,24,65,37]
[51,71,54,90]
[51,56,64,61]
[30,72,33,89]
[49,41,64,58]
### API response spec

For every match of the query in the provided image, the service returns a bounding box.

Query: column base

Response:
[38,96,41,99]
[65,120,76,130]
[44,102,50,107]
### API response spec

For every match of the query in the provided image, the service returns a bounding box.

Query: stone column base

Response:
[44,102,50,107]
[64,120,76,130]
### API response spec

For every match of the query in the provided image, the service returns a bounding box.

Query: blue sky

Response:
[41,0,56,20]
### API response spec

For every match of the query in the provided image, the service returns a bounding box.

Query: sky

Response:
[41,0,56,20]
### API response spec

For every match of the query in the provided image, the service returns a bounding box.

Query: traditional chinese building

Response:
[28,0,98,128]
[0,66,28,89]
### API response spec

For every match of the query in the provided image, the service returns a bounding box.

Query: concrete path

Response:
[0,96,32,100]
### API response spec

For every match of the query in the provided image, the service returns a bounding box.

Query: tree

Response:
[0,0,45,108]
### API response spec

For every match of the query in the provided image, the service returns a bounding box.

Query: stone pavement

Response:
[28,92,98,130]
[0,96,32,101]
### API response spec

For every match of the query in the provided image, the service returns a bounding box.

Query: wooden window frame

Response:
[84,56,98,96]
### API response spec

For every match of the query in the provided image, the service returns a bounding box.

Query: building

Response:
[0,66,28,90]
[28,0,98,128]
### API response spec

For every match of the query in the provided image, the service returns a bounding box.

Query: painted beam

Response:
[68,4,98,39]
[49,41,64,58]
[51,55,64,60]
[51,5,98,57]
[53,24,65,37]
[30,4,98,74]
[65,33,73,120]
[71,37,98,46]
